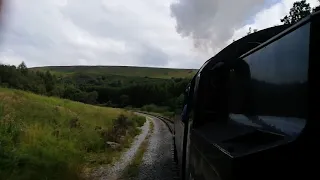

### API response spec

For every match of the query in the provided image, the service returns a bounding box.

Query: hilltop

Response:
[31,66,197,79]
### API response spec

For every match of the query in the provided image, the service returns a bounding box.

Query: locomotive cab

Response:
[174,11,320,180]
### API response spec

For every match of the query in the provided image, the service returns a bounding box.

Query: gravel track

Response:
[91,119,150,180]
[134,116,173,180]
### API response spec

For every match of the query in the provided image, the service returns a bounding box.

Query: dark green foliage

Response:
[58,70,190,110]
[0,63,99,104]
[140,104,176,118]
[1,62,190,113]
[17,62,28,75]
[314,1,320,12]
[281,0,312,25]
[132,115,147,127]
[31,66,196,79]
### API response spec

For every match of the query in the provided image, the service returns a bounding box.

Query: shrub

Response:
[162,111,174,118]
[141,104,169,113]
[132,115,146,127]
[114,114,134,129]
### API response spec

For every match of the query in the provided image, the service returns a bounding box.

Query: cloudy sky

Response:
[0,0,318,68]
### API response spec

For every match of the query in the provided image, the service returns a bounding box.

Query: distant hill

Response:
[1,63,190,110]
[31,66,197,79]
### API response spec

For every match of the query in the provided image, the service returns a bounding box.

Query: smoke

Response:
[170,0,265,53]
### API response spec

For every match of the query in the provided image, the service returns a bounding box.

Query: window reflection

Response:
[245,23,309,85]
[228,23,309,135]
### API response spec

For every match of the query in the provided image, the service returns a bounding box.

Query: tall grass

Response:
[0,88,145,180]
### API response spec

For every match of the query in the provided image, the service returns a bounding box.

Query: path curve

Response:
[91,119,150,180]
[134,116,173,180]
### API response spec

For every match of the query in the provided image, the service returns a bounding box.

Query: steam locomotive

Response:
[174,11,320,180]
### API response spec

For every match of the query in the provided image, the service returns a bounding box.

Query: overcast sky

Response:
[0,0,318,69]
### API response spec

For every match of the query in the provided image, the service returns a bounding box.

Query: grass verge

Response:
[120,118,154,179]
[0,87,145,180]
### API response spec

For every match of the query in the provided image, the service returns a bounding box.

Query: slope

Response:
[0,88,145,180]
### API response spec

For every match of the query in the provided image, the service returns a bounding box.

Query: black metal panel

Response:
[201,25,290,73]
[180,12,320,180]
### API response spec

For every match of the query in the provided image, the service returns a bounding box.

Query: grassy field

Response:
[31,66,197,79]
[0,88,145,180]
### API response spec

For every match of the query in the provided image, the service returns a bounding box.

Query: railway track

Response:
[135,111,180,180]
[135,111,174,133]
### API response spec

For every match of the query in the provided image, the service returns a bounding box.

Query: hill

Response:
[31,66,197,79]
[0,88,145,180]
[1,63,190,116]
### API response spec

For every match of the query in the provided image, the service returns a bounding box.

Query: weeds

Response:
[0,88,146,180]
[120,119,153,179]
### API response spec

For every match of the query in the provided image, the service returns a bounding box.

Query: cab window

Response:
[229,22,310,136]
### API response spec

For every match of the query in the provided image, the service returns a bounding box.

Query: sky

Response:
[0,0,318,69]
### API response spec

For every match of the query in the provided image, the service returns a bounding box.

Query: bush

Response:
[106,114,145,144]
[114,114,134,129]
[132,115,146,127]
[79,129,104,153]
[140,104,175,119]
[162,111,174,118]
[141,104,169,113]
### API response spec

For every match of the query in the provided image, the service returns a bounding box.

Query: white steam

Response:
[170,0,266,53]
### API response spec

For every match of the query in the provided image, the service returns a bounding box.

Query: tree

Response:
[86,91,98,104]
[43,70,55,93]
[17,61,28,75]
[247,27,258,35]
[313,0,320,12]
[120,94,130,107]
[281,0,311,25]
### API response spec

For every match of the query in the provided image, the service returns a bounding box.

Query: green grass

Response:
[30,66,197,79]
[120,119,154,179]
[0,88,145,180]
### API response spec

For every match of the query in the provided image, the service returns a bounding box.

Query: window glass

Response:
[229,23,310,136]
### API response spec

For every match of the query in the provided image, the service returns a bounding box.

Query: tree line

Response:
[0,62,189,113]
[281,0,320,25]
[247,0,320,34]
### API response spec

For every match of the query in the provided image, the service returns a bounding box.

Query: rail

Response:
[135,111,174,133]
[135,111,180,179]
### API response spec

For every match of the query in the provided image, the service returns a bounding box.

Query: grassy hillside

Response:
[1,63,189,115]
[31,66,197,79]
[0,88,145,180]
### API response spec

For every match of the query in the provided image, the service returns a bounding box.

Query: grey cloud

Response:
[3,0,269,69]
[59,1,137,44]
[170,0,265,51]
[138,44,169,66]
[0,0,186,68]
[5,29,54,49]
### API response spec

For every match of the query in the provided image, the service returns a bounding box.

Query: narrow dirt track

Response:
[91,119,150,180]
[90,114,174,180]
[134,116,173,180]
